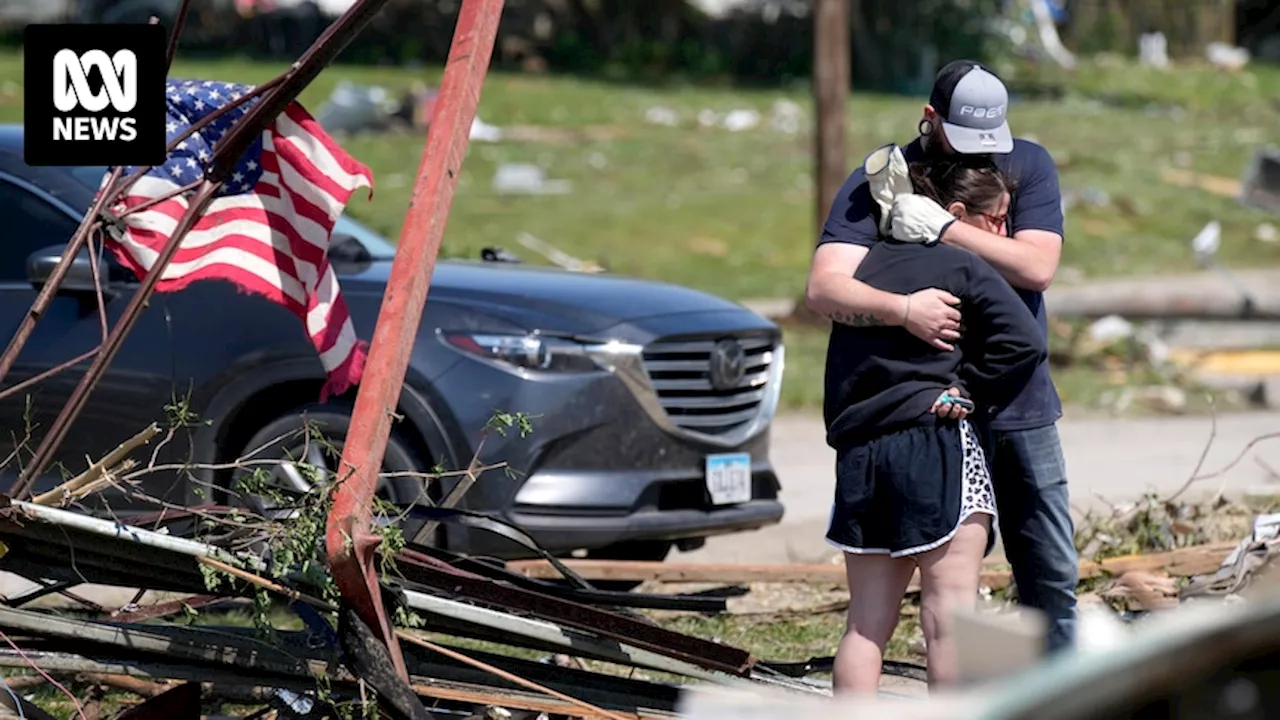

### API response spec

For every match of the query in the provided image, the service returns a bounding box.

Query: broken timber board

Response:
[1160,168,1242,198]
[508,541,1239,591]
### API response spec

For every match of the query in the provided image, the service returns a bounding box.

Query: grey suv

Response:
[0,125,785,565]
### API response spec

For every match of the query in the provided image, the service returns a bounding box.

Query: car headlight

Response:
[440,332,602,373]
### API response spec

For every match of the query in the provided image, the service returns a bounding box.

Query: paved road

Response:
[684,410,1280,565]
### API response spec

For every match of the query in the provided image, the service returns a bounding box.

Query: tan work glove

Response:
[888,194,957,246]
[864,143,913,235]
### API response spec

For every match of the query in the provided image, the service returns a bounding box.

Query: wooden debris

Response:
[32,423,160,507]
[397,631,630,720]
[75,673,170,698]
[1099,571,1180,611]
[1160,168,1242,198]
[409,681,663,719]
[507,541,1239,592]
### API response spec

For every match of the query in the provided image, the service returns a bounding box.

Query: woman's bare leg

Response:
[916,514,992,689]
[833,552,916,695]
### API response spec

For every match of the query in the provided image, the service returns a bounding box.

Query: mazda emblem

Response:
[708,339,747,390]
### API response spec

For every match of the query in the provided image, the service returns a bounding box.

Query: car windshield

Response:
[65,165,398,261]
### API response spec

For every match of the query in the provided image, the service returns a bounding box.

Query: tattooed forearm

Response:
[827,310,886,327]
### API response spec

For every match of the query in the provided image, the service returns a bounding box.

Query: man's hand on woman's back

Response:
[905,288,963,351]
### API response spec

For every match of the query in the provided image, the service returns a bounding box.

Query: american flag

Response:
[106,78,374,401]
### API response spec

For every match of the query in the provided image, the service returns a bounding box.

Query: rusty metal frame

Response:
[394,553,754,676]
[0,0,398,498]
[0,0,517,692]
[325,0,506,682]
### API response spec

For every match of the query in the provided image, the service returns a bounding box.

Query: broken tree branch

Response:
[1167,400,1218,503]
[196,556,334,612]
[32,424,161,507]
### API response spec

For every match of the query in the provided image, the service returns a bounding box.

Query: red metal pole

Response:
[325,0,505,681]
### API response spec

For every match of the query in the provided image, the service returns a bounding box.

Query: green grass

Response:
[4,50,1277,410]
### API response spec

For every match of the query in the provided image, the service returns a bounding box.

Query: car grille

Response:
[641,334,778,436]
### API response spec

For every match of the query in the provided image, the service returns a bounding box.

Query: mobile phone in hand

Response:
[947,396,976,412]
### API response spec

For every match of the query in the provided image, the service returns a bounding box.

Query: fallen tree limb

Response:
[507,541,1240,592]
[32,424,159,507]
[74,673,170,698]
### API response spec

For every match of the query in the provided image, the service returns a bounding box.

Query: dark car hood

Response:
[337,259,756,334]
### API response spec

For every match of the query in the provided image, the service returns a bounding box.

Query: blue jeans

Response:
[990,423,1078,654]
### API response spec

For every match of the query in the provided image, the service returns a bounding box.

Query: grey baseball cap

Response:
[929,60,1013,154]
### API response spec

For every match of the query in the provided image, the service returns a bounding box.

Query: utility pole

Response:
[813,0,849,234]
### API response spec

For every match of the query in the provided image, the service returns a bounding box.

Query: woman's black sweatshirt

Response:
[823,240,1048,449]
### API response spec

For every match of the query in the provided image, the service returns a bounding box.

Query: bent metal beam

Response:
[325,0,506,682]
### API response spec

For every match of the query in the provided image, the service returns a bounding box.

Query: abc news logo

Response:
[24,24,166,167]
[53,49,139,142]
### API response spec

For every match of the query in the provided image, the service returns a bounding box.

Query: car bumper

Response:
[508,499,785,554]
[459,463,783,557]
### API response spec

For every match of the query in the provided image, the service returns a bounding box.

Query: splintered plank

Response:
[506,541,1240,592]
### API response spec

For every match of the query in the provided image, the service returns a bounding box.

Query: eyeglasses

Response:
[980,211,1009,229]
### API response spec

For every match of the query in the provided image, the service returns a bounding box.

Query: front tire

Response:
[229,404,439,547]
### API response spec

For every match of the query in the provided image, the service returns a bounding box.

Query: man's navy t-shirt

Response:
[818,137,1065,432]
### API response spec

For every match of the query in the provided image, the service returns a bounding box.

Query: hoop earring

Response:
[919,119,934,136]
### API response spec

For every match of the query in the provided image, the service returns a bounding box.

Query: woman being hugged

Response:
[822,146,1047,694]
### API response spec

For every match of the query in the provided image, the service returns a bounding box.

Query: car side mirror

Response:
[26,244,110,295]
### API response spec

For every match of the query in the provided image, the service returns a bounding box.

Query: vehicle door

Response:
[0,171,177,511]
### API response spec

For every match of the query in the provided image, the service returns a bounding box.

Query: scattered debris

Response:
[1206,41,1251,72]
[643,101,804,134]
[316,80,401,134]
[316,80,505,141]
[509,541,1238,594]
[644,106,679,127]
[1240,147,1280,213]
[1085,314,1135,347]
[1160,168,1241,198]
[492,163,572,195]
[1192,219,1222,262]
[1099,570,1180,611]
[1255,223,1278,243]
[1061,185,1112,211]
[515,232,603,273]
[1138,32,1170,69]
[720,108,761,132]
[769,99,803,134]
[1103,384,1188,415]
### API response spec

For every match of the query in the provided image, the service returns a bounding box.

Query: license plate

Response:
[705,452,752,506]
